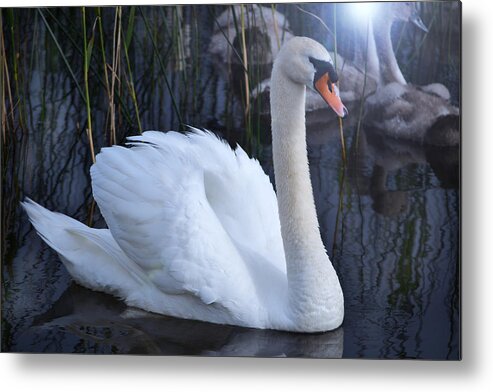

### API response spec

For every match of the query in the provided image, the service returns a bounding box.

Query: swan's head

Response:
[275,37,348,118]
[378,2,428,32]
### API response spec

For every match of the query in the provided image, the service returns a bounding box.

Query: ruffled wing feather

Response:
[90,130,284,316]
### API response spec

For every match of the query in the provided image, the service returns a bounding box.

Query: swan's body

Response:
[365,82,459,145]
[365,3,460,146]
[24,37,345,333]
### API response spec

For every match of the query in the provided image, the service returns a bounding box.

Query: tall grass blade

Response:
[239,5,250,124]
[96,8,112,144]
[332,4,346,164]
[122,23,142,133]
[108,6,122,145]
[125,6,136,49]
[38,9,85,103]
[295,5,335,39]
[209,7,246,71]
[139,6,182,126]
[1,11,15,141]
[82,6,96,164]
[355,17,371,150]
[332,166,347,257]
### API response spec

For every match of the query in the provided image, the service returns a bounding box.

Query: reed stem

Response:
[109,6,122,145]
[139,6,182,125]
[122,20,142,133]
[333,4,346,164]
[38,9,85,103]
[1,12,15,141]
[332,166,347,257]
[355,16,371,150]
[96,8,113,145]
[82,7,96,164]
[239,5,251,136]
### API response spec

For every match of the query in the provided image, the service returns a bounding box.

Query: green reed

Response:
[121,7,142,134]
[191,6,200,116]
[82,7,96,164]
[7,8,27,131]
[96,7,113,144]
[1,10,14,141]
[239,5,251,137]
[41,8,129,131]
[139,6,182,126]
[39,9,85,104]
[332,4,347,165]
[354,15,371,150]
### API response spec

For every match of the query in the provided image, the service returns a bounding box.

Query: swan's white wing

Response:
[183,129,285,272]
[91,130,284,318]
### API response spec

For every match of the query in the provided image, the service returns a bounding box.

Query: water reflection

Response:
[24,284,342,357]
[323,125,459,359]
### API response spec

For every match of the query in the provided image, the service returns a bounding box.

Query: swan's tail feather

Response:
[22,198,148,298]
[22,198,86,251]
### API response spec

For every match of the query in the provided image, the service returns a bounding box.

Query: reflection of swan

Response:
[33,283,344,357]
[23,37,346,333]
[349,126,459,216]
[365,3,460,146]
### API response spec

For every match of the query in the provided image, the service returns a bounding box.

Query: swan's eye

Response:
[309,56,338,87]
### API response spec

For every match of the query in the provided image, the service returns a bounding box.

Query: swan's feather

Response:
[90,129,285,317]
[21,199,149,298]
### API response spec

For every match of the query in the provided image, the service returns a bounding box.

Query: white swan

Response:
[371,2,429,85]
[23,37,346,333]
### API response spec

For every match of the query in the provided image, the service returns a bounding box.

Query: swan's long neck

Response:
[356,19,380,80]
[373,17,407,85]
[367,21,381,81]
[270,62,342,329]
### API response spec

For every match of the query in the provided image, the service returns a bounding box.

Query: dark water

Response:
[1,5,460,359]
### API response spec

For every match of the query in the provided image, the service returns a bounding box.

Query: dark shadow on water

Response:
[26,284,344,358]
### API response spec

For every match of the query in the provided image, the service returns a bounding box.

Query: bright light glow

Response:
[348,2,377,24]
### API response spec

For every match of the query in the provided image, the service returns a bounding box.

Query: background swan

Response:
[208,5,294,68]
[371,2,428,85]
[365,2,460,146]
[23,37,345,333]
[365,82,459,145]
[209,4,377,116]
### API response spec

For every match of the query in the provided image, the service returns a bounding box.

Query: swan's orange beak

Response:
[315,73,348,118]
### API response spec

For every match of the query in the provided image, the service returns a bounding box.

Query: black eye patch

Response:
[309,57,339,86]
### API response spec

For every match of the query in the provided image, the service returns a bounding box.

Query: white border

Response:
[2,0,492,391]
